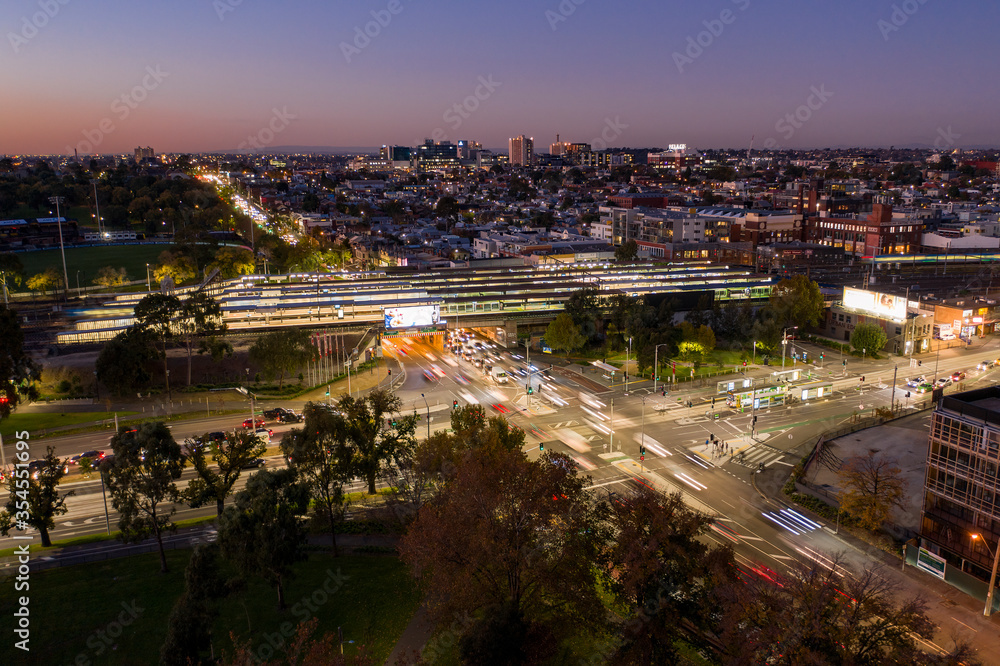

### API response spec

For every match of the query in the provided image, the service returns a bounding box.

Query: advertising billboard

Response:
[843,287,906,320]
[384,305,440,329]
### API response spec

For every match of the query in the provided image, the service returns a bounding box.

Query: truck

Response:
[933,324,956,341]
[490,366,508,384]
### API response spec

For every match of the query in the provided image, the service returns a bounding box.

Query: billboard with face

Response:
[384,305,440,329]
[843,287,906,320]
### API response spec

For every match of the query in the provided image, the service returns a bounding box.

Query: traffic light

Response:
[712,397,716,407]
[662,390,666,397]
[453,399,458,409]
[843,359,847,366]
[918,360,922,366]
[527,385,533,395]
[743,360,747,367]
[539,442,544,452]
[820,353,824,360]
[860,376,865,383]
[640,445,646,456]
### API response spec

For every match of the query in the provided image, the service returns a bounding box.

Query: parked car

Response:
[951,371,967,382]
[906,376,926,388]
[242,417,265,429]
[278,412,303,423]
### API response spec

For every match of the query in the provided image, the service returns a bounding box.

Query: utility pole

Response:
[891,365,898,412]
[48,196,69,301]
[625,336,632,395]
[610,398,615,451]
[421,393,430,439]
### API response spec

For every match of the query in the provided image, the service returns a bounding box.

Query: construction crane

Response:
[747,134,754,162]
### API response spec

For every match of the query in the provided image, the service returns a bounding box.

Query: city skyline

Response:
[2,0,999,155]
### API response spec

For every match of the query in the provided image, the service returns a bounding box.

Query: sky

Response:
[1,0,997,155]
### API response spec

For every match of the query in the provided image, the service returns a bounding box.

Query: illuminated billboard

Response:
[384,305,440,329]
[842,287,906,320]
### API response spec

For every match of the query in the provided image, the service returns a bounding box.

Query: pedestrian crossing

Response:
[731,444,787,469]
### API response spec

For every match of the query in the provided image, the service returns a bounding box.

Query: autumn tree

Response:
[544,312,586,353]
[183,430,266,516]
[218,468,309,610]
[0,253,25,299]
[838,450,907,530]
[338,388,417,495]
[0,446,74,547]
[399,443,606,661]
[105,422,186,572]
[26,267,62,294]
[210,246,255,279]
[153,250,197,284]
[603,487,735,664]
[93,266,129,288]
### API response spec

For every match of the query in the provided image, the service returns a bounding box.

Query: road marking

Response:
[950,617,977,633]
[768,459,794,466]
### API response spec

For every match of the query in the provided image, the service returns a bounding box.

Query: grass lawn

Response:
[0,411,138,439]
[0,550,420,665]
[16,244,173,285]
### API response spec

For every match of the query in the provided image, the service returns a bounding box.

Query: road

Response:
[5,331,1000,657]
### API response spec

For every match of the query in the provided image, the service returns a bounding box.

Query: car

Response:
[28,459,69,479]
[241,457,266,470]
[69,450,105,465]
[253,427,273,442]
[263,407,290,420]
[936,377,952,388]
[906,376,926,388]
[242,417,265,429]
[951,371,967,382]
[278,412,303,423]
[916,382,934,394]
[422,369,436,381]
[978,360,995,371]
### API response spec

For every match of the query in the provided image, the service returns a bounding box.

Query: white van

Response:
[490,366,508,384]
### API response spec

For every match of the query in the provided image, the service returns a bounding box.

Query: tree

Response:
[26,267,62,294]
[93,266,129,288]
[183,430,266,517]
[838,450,906,531]
[615,239,639,263]
[338,388,417,495]
[281,403,353,556]
[153,250,197,284]
[399,443,606,659]
[95,326,159,396]
[769,275,824,329]
[0,446,74,547]
[564,285,602,342]
[544,312,586,353]
[851,322,888,357]
[0,305,40,419]
[0,253,25,299]
[159,543,234,666]
[604,487,735,664]
[248,329,312,388]
[176,292,225,385]
[218,468,310,610]
[221,618,375,666]
[210,246,255,279]
[134,292,181,389]
[105,422,186,573]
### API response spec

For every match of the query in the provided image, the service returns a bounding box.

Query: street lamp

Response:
[48,196,70,301]
[972,533,1000,617]
[146,263,152,292]
[752,340,758,366]
[625,336,632,395]
[421,393,430,439]
[781,326,798,369]
[653,343,670,394]
[91,178,103,237]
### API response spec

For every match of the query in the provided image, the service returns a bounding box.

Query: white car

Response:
[253,427,272,443]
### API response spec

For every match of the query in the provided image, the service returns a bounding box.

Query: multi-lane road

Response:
[5,331,1000,656]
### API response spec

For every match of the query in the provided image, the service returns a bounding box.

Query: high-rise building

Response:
[920,387,1000,585]
[413,139,459,169]
[134,146,155,162]
[509,135,534,166]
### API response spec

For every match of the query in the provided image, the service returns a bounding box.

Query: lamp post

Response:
[752,340,758,366]
[48,196,70,302]
[625,336,632,395]
[653,343,669,393]
[972,533,1000,616]
[610,398,615,451]
[781,326,798,369]
[91,179,103,237]
[639,396,646,471]
[76,270,81,296]
[421,393,430,439]
[146,263,152,292]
